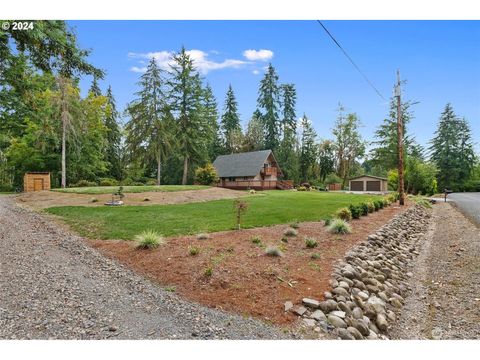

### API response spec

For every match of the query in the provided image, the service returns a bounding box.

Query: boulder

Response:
[302,298,320,308]
[327,314,347,328]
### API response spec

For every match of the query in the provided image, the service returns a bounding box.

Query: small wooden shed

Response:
[23,172,51,192]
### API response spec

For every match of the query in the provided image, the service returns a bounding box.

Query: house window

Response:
[228,177,236,182]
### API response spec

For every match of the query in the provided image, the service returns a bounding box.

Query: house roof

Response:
[349,175,388,181]
[213,150,277,178]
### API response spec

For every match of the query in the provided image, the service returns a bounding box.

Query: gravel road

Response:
[389,202,480,339]
[448,192,480,225]
[0,196,292,340]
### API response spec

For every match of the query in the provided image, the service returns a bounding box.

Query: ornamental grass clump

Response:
[197,233,209,240]
[284,228,298,237]
[304,237,318,248]
[328,219,352,234]
[135,230,165,249]
[188,246,200,256]
[335,207,352,222]
[265,246,283,257]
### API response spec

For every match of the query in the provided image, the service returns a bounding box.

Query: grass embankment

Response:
[52,185,210,194]
[46,191,380,240]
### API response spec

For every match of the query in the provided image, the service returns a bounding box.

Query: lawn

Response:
[46,191,381,240]
[52,185,210,194]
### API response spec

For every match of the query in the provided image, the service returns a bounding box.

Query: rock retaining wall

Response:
[290,204,431,340]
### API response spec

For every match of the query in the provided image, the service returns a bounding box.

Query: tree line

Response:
[1,21,478,193]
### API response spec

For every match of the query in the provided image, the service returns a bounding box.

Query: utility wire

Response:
[316,20,385,101]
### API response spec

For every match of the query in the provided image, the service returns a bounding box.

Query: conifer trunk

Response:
[182,155,189,185]
[157,154,161,186]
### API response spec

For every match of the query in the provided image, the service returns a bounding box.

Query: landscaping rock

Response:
[319,300,338,313]
[310,310,327,322]
[302,298,320,309]
[347,326,364,340]
[302,318,316,327]
[332,287,350,298]
[284,301,293,312]
[376,313,388,332]
[330,310,346,319]
[291,305,307,317]
[352,319,370,336]
[336,328,355,340]
[352,307,363,319]
[327,314,347,328]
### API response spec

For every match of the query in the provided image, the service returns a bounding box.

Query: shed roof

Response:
[213,150,276,178]
[349,175,387,181]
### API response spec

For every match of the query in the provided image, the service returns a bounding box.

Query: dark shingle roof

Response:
[213,150,273,178]
[349,175,388,181]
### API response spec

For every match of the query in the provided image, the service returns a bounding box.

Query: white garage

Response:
[348,175,388,193]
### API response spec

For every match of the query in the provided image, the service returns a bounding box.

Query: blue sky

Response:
[70,20,480,153]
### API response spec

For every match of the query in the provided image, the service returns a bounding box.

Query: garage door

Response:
[366,181,381,191]
[350,181,364,191]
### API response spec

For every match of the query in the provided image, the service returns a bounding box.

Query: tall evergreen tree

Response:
[429,103,476,190]
[299,114,317,182]
[89,75,102,96]
[220,84,242,153]
[257,64,280,151]
[125,58,175,185]
[202,84,221,160]
[104,86,123,180]
[167,47,206,185]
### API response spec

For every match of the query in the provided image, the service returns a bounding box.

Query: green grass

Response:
[51,185,210,194]
[45,191,381,240]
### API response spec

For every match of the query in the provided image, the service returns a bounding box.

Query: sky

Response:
[70,20,480,154]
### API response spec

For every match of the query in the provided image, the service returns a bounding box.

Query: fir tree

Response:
[89,75,102,96]
[429,103,476,190]
[299,114,317,182]
[243,110,265,152]
[104,86,123,180]
[257,64,280,151]
[202,84,221,160]
[220,84,242,153]
[125,58,175,185]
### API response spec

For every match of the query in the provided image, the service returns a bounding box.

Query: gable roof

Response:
[349,175,388,181]
[213,150,276,178]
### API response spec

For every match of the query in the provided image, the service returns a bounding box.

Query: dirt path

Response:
[389,202,480,339]
[0,196,290,339]
[16,187,246,210]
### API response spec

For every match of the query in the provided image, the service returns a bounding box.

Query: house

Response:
[349,175,388,192]
[213,150,293,190]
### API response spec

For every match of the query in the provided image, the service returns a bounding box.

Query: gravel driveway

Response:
[389,202,480,339]
[0,196,291,340]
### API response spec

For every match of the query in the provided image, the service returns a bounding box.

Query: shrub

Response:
[304,237,318,248]
[0,184,14,192]
[135,230,165,249]
[328,219,352,234]
[251,236,262,245]
[146,179,158,186]
[194,163,219,185]
[367,202,375,213]
[359,203,369,216]
[73,179,97,187]
[348,204,361,219]
[323,217,332,226]
[249,189,256,195]
[290,221,300,229]
[90,197,98,203]
[99,178,118,186]
[296,186,307,191]
[284,228,298,237]
[188,246,200,256]
[204,267,213,277]
[265,246,283,257]
[197,233,209,240]
[311,253,321,259]
[335,207,352,222]
[233,199,249,230]
[373,200,381,211]
[281,236,289,243]
[132,181,144,186]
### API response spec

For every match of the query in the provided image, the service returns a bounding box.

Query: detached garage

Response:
[349,175,388,193]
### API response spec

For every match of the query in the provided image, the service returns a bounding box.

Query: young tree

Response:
[257,64,280,151]
[332,105,366,187]
[299,114,317,182]
[167,47,207,185]
[89,75,102,97]
[429,103,476,190]
[104,86,123,180]
[220,84,242,153]
[125,58,174,185]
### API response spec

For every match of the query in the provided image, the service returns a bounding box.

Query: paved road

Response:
[448,192,480,226]
[0,196,291,339]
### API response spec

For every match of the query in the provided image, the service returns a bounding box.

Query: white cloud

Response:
[243,49,274,62]
[252,69,260,75]
[128,49,249,74]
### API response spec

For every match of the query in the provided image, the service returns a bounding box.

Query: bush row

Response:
[70,177,161,187]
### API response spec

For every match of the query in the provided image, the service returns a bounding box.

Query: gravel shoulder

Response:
[389,202,480,339]
[0,196,291,340]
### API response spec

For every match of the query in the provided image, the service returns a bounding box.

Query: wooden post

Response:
[395,70,405,206]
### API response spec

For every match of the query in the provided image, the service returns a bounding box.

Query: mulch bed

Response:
[89,202,410,326]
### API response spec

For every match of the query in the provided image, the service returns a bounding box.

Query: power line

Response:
[316,20,385,101]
